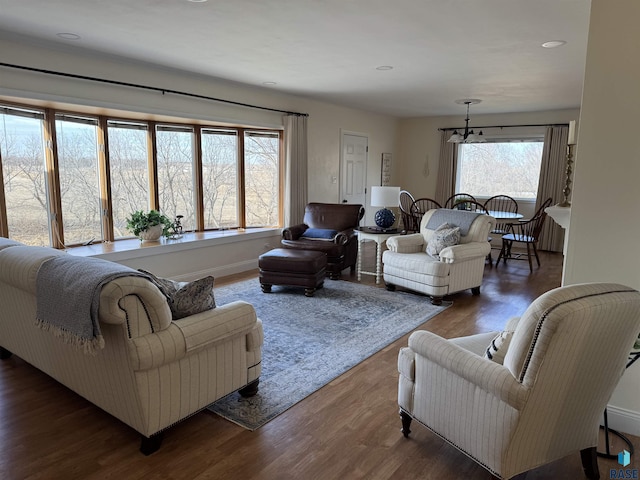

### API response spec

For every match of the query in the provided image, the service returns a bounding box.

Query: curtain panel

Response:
[536,126,568,252]
[283,114,308,227]
[435,131,458,206]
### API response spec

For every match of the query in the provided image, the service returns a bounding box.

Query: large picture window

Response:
[456,140,544,200]
[0,106,49,246]
[0,101,283,247]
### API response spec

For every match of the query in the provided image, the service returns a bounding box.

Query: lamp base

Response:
[374,208,395,229]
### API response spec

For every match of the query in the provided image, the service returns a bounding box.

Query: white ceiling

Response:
[0,0,591,118]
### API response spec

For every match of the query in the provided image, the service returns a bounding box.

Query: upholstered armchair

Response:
[398,283,640,480]
[382,209,494,304]
[281,202,365,279]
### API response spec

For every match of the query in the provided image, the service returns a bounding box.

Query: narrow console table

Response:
[355,227,398,284]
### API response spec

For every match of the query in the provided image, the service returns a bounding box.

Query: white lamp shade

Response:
[371,186,400,208]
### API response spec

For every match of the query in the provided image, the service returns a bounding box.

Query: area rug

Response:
[207,278,449,430]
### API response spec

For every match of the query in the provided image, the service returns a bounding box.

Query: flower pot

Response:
[138,224,163,242]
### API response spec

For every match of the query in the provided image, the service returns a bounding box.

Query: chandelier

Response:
[447,99,486,143]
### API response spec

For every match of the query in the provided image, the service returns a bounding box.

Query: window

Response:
[0,100,283,247]
[156,125,196,232]
[0,106,49,246]
[55,114,102,246]
[244,131,280,227]
[107,120,150,239]
[456,140,544,199]
[201,128,238,229]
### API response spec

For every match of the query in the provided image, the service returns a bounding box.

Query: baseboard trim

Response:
[604,405,640,436]
[171,259,258,282]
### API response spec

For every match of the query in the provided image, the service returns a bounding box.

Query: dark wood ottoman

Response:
[259,248,327,297]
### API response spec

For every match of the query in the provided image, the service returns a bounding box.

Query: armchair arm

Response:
[386,233,425,253]
[282,223,308,240]
[408,330,528,408]
[129,301,260,371]
[438,241,491,263]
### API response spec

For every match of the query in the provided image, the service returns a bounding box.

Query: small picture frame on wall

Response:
[381,153,392,186]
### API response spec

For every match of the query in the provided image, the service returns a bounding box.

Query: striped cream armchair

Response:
[398,283,640,480]
[382,209,494,305]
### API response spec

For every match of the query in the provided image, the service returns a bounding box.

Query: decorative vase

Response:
[138,224,164,242]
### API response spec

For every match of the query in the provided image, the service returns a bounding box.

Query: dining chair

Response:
[496,197,553,272]
[399,190,416,232]
[409,197,441,232]
[484,195,519,265]
[444,193,477,209]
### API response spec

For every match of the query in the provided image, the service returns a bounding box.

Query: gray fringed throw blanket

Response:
[36,255,147,355]
[426,209,481,236]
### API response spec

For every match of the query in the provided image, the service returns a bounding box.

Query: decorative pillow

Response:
[139,269,216,320]
[426,223,460,258]
[484,330,514,364]
[301,228,339,240]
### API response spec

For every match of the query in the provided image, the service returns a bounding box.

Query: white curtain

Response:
[435,130,458,206]
[283,114,308,226]
[536,125,569,252]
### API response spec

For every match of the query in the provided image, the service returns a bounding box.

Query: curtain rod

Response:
[438,122,569,132]
[0,62,309,117]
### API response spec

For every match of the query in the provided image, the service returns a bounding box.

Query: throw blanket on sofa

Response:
[36,255,147,354]
[426,209,481,236]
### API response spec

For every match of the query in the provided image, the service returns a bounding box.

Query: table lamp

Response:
[371,186,400,230]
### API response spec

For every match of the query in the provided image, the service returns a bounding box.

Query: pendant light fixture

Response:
[447,99,486,143]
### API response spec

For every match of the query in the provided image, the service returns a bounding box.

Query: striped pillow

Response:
[484,330,514,364]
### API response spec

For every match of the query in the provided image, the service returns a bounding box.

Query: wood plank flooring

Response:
[0,248,636,479]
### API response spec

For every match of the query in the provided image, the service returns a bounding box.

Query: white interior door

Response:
[340,133,367,208]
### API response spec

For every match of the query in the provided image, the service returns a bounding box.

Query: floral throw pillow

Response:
[139,269,216,320]
[426,222,461,258]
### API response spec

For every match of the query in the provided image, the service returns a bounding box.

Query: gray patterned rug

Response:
[207,277,449,430]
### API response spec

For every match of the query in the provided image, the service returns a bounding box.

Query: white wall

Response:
[562,0,640,435]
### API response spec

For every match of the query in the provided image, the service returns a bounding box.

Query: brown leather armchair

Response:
[281,202,365,279]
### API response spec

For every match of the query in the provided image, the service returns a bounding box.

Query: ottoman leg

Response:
[261,283,272,293]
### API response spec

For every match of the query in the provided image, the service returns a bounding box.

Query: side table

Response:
[355,227,399,284]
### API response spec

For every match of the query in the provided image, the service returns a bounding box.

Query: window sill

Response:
[66,228,280,262]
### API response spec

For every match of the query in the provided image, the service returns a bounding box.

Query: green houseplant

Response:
[126,210,172,241]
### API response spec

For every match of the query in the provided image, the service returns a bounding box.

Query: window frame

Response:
[0,99,284,248]
[455,136,545,202]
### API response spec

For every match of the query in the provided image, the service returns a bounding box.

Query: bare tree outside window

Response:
[202,129,238,229]
[456,141,544,199]
[1,110,50,245]
[244,131,279,227]
[55,115,102,245]
[156,126,195,232]
[107,121,150,238]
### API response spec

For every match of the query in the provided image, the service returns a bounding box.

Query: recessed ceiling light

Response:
[56,32,81,40]
[187,0,208,2]
[262,81,277,86]
[376,66,393,71]
[541,40,567,48]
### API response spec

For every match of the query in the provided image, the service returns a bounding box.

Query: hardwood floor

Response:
[0,249,636,479]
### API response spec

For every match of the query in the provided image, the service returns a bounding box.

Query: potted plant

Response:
[126,210,173,242]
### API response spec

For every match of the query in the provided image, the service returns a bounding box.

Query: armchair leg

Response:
[140,432,163,456]
[580,447,600,480]
[471,286,480,296]
[238,379,260,397]
[430,296,443,306]
[400,410,412,438]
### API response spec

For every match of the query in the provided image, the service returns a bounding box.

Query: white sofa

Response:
[382,209,494,304]
[0,238,263,454]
